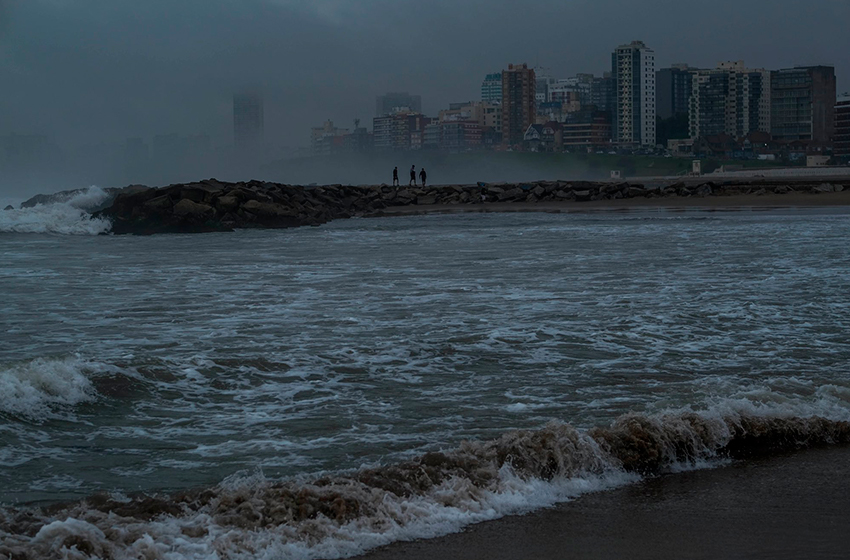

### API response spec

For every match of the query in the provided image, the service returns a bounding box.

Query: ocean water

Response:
[2,195,850,559]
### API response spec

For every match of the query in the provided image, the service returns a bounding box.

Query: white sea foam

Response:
[0,187,112,235]
[3,403,848,560]
[0,356,98,420]
[0,465,637,560]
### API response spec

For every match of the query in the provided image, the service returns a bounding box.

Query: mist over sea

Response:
[2,201,850,559]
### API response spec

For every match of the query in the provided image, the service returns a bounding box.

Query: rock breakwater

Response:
[73,177,850,234]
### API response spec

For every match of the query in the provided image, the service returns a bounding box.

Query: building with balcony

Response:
[835,93,850,160]
[688,61,771,141]
[372,112,431,151]
[611,41,656,147]
[501,63,536,148]
[441,121,482,151]
[310,120,350,155]
[560,109,613,149]
[372,115,394,150]
[771,66,836,145]
[590,74,616,113]
[481,73,503,104]
[657,64,694,120]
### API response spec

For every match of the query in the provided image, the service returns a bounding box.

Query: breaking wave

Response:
[0,356,99,420]
[2,405,848,560]
[0,187,112,235]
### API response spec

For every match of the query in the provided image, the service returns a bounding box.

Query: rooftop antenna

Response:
[354,118,360,129]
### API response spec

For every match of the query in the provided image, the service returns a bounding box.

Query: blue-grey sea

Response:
[1,189,849,559]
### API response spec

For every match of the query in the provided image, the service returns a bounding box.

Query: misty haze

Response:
[1,0,849,204]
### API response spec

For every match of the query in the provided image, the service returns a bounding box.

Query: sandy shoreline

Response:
[372,190,850,217]
[356,445,850,560]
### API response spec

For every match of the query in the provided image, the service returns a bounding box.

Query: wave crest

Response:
[0,187,112,235]
[2,406,849,559]
[0,356,98,420]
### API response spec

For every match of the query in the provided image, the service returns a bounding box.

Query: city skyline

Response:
[1,0,848,151]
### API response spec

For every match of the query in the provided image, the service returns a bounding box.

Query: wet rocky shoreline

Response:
[15,177,850,234]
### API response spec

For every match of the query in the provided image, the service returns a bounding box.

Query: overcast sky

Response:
[1,0,848,149]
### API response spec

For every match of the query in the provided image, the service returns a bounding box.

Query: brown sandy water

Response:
[359,445,850,560]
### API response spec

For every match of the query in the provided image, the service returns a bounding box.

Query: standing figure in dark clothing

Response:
[419,167,427,187]
[409,165,417,186]
[392,166,399,186]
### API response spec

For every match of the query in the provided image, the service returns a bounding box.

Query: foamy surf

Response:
[2,406,848,560]
[0,356,99,420]
[0,187,112,235]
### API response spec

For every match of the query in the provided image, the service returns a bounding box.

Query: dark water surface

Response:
[1,207,850,559]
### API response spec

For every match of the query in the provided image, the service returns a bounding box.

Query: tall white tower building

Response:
[612,41,656,147]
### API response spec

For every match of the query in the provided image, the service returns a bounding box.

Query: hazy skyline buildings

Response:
[233,93,264,152]
[376,92,422,116]
[481,73,503,104]
[1,1,849,199]
[0,1,848,154]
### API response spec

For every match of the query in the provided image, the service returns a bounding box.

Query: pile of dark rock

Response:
[83,178,849,234]
[96,179,662,234]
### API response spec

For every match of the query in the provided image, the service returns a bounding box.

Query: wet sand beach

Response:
[358,445,850,560]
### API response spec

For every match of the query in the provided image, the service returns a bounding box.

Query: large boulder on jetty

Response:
[695,184,713,197]
[173,199,215,221]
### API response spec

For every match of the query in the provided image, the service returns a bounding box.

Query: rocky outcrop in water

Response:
[87,178,850,234]
[18,187,133,212]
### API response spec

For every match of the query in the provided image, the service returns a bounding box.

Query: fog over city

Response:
[1,0,848,201]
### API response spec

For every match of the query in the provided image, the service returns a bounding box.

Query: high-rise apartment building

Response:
[310,120,350,155]
[611,41,656,147]
[771,66,836,144]
[547,76,591,108]
[372,115,394,150]
[376,92,422,116]
[233,93,264,150]
[590,74,616,113]
[481,73,503,104]
[688,61,770,139]
[437,101,502,144]
[834,93,850,159]
[689,71,729,138]
[371,111,430,151]
[535,74,557,107]
[656,65,694,120]
[501,63,536,147]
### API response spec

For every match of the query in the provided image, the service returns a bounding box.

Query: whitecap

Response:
[0,186,112,235]
[0,356,98,420]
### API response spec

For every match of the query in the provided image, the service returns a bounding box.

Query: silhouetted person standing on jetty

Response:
[392,167,399,186]
[419,168,427,187]
[410,165,417,186]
